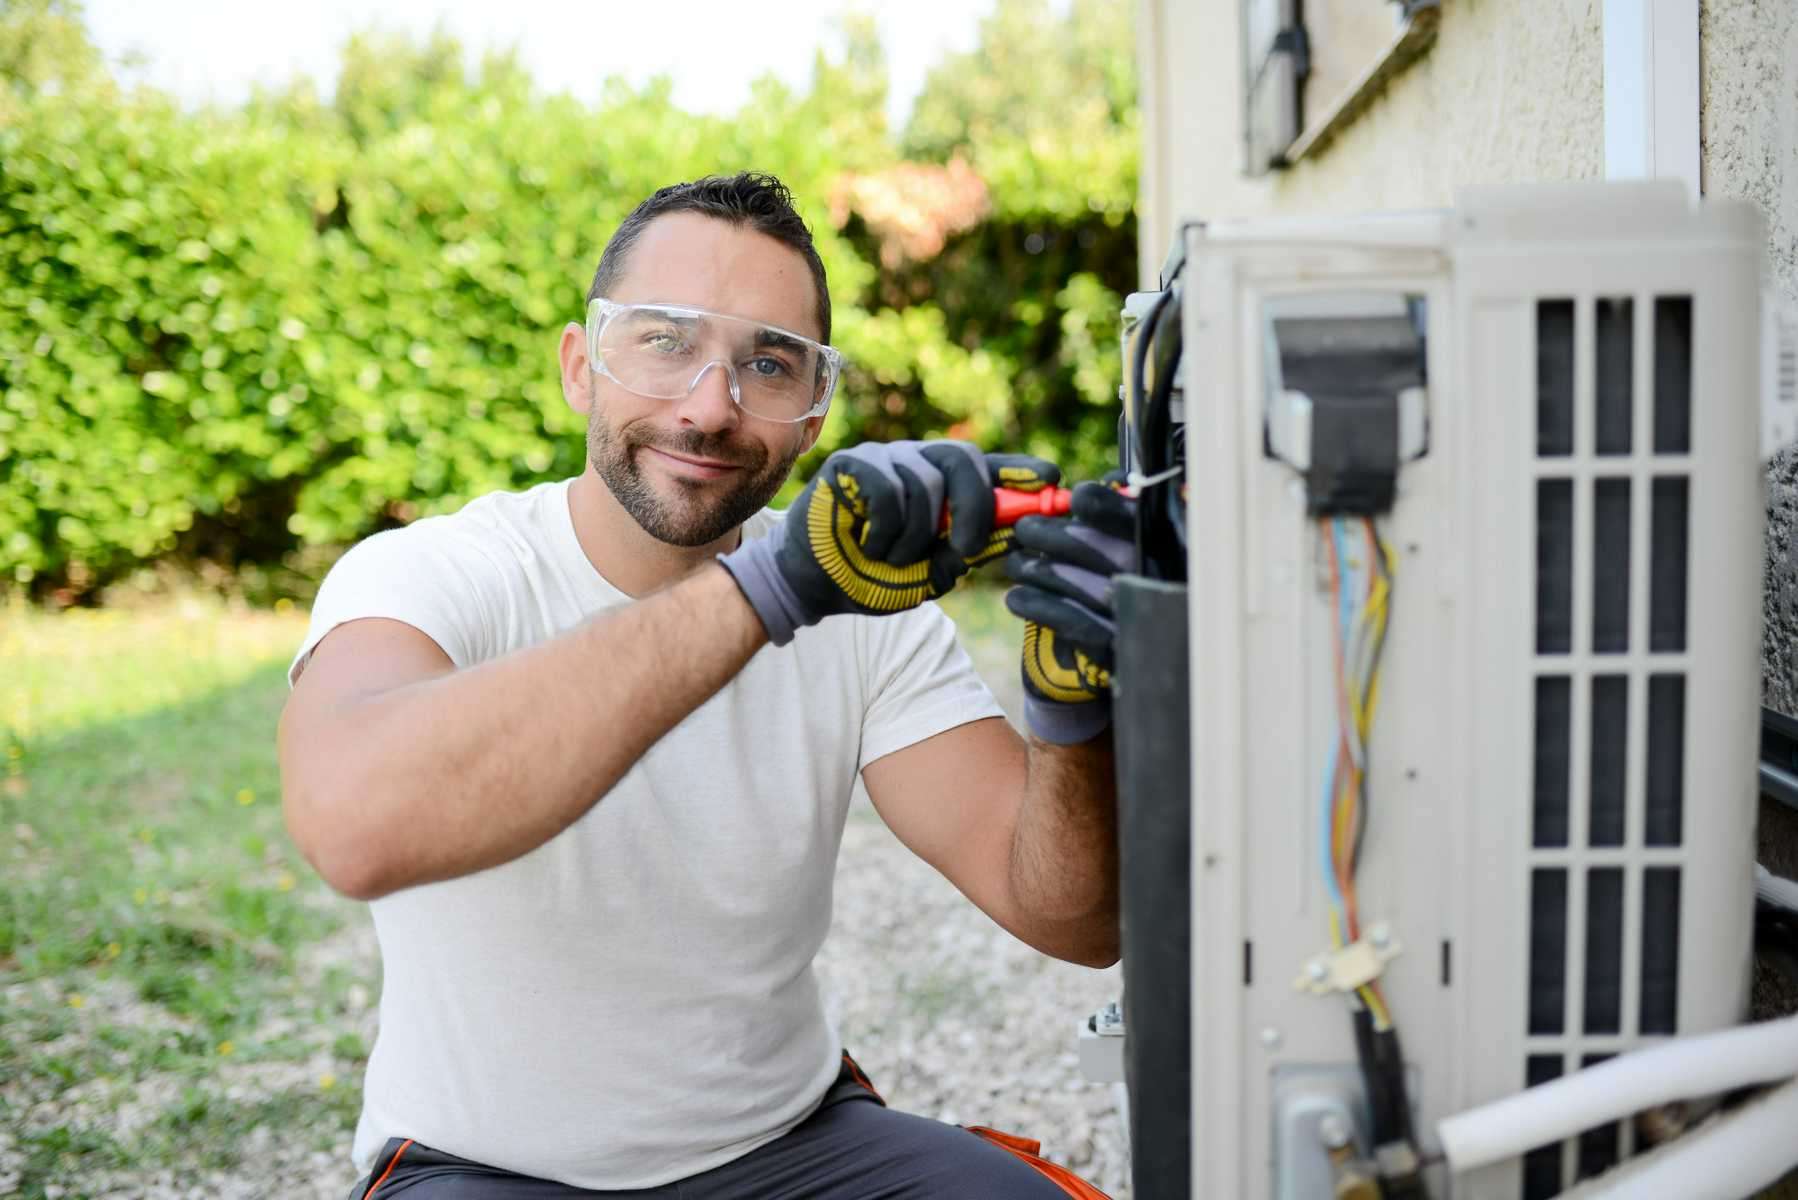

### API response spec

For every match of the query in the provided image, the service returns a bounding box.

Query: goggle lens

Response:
[586,300,840,422]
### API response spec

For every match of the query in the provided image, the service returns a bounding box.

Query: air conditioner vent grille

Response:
[1522,294,1693,1197]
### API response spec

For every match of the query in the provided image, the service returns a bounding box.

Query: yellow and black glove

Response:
[1003,477,1137,744]
[720,439,1060,643]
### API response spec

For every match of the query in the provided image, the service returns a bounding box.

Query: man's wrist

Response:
[717,538,809,646]
[1023,694,1112,745]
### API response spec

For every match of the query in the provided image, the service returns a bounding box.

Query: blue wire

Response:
[1320,518,1348,917]
[1332,518,1355,647]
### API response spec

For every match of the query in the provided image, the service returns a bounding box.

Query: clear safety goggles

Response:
[585,298,844,423]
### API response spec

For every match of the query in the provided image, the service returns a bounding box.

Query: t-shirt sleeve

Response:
[287,525,502,688]
[856,601,1007,770]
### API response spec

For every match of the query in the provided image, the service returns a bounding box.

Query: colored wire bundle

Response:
[1318,515,1396,1028]
[1316,515,1430,1195]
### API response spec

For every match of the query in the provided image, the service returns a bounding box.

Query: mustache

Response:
[627,427,764,469]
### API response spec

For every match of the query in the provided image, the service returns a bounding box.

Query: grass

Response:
[0,579,1026,1197]
[0,593,372,1198]
[0,592,310,745]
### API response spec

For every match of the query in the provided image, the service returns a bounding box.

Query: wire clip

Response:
[1293,924,1402,996]
[1124,463,1184,496]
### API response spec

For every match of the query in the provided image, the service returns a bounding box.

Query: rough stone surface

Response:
[1702,0,1798,719]
[815,616,1131,1197]
[1702,2,1798,928]
[815,806,1128,1198]
[1767,446,1798,717]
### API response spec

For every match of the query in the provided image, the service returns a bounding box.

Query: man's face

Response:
[569,213,825,548]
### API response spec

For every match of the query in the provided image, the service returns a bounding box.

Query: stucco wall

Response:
[1700,0,1798,717]
[1700,0,1798,938]
[1136,0,1604,284]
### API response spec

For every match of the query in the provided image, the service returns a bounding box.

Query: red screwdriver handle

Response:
[939,486,1074,533]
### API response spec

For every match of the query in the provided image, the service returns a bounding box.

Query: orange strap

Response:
[362,1138,414,1198]
[841,1051,886,1105]
[964,1125,1114,1200]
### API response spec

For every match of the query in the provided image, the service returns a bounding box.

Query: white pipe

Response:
[1554,1077,1798,1200]
[1757,863,1798,914]
[1436,1014,1798,1172]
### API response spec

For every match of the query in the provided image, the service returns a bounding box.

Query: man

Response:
[279,172,1134,1198]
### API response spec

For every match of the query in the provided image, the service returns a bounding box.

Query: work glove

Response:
[1002,477,1136,744]
[721,439,1060,645]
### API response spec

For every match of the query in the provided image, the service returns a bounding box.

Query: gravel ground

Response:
[7,614,1130,1199]
[810,612,1131,1197]
[815,799,1129,1197]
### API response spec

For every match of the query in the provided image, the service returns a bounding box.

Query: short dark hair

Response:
[586,173,832,343]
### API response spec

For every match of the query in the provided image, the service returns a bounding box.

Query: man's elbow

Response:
[1051,944,1119,971]
[281,771,393,902]
[1075,927,1122,970]
[311,845,393,903]
[1037,912,1120,970]
[1082,944,1122,971]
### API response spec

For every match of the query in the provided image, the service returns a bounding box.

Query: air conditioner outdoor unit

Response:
[1109,181,1798,1200]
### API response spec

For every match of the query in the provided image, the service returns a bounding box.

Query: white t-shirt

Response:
[287,478,1004,1189]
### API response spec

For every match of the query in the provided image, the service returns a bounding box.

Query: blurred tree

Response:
[902,0,1137,223]
[0,2,1140,600]
[832,0,1138,477]
[0,0,106,110]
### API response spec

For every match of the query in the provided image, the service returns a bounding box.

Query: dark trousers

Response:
[350,1052,1104,1199]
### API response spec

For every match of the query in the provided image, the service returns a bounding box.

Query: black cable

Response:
[1137,283,1186,580]
[1124,287,1176,579]
[1127,287,1174,472]
[1141,281,1183,477]
[1352,1009,1431,1198]
[1383,1169,1430,1199]
[1166,425,1187,550]
[1352,1007,1401,1142]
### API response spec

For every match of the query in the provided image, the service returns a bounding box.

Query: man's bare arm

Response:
[1008,733,1118,955]
[863,719,1119,968]
[278,562,765,900]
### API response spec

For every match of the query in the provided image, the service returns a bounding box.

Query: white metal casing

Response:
[1181,181,1764,1198]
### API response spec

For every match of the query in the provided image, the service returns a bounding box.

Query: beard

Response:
[586,408,802,548]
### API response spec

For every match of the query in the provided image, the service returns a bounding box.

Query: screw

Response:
[1307,960,1329,983]
[1319,1113,1352,1150]
[1260,1027,1282,1050]
[1370,924,1392,950]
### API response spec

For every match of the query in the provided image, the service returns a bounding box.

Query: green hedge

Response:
[0,0,1136,598]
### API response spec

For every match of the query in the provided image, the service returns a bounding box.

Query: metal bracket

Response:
[1076,1001,1126,1083]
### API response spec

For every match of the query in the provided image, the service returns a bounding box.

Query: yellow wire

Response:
[1324,522,1401,1037]
[1354,532,1396,735]
[1360,984,1394,1030]
[1333,765,1358,916]
[1359,528,1398,1033]
[1351,574,1391,735]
